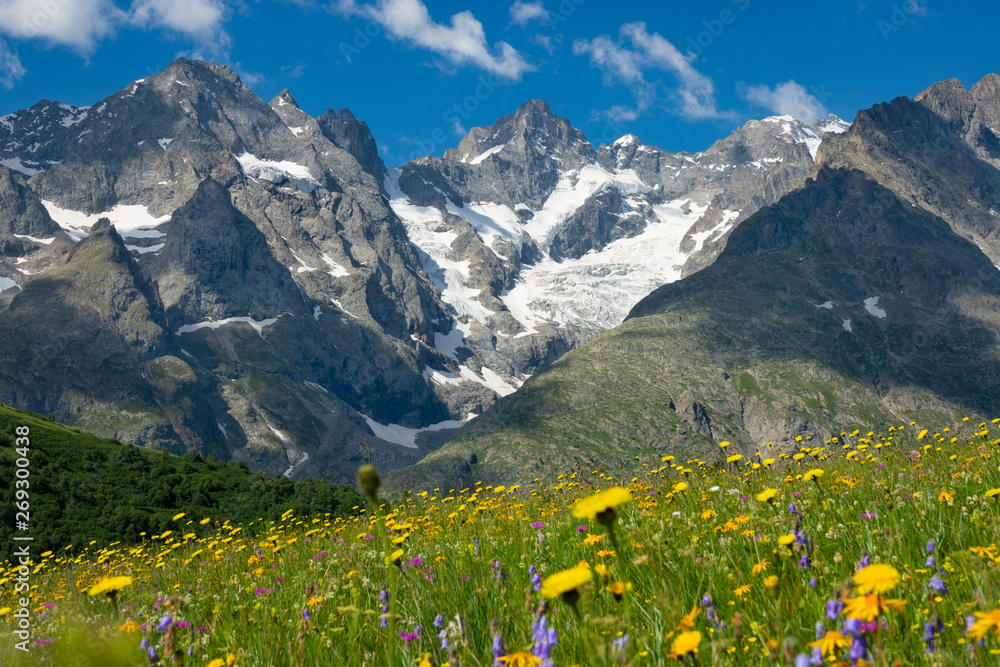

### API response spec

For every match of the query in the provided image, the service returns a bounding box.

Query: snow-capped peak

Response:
[613,134,640,147]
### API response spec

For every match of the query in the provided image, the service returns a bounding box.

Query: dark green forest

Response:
[0,403,363,560]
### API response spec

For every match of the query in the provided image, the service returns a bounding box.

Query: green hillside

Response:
[0,403,363,560]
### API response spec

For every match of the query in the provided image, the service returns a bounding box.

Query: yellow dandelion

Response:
[966,609,1000,642]
[678,606,701,629]
[119,620,141,634]
[777,534,796,547]
[808,630,849,657]
[87,576,133,597]
[172,512,186,521]
[540,567,592,601]
[843,594,906,621]
[853,563,900,595]
[496,653,542,666]
[572,487,632,524]
[803,469,824,482]
[669,630,702,657]
[763,575,778,589]
[756,488,778,504]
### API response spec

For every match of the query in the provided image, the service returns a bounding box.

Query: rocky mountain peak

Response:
[443,99,593,168]
[271,89,300,109]
[157,58,245,92]
[316,108,387,181]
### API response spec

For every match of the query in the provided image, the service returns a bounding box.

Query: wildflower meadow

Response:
[3,419,1000,666]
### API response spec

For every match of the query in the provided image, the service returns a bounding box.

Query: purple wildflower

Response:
[929,576,947,594]
[492,632,504,666]
[531,615,558,667]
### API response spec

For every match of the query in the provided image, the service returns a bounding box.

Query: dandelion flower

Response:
[843,594,906,621]
[853,563,900,595]
[540,567,592,604]
[756,489,778,504]
[572,487,632,527]
[986,488,1000,500]
[966,609,1000,642]
[763,575,778,589]
[87,576,132,598]
[777,534,796,547]
[808,630,849,657]
[803,469,824,482]
[678,606,700,629]
[171,512,185,521]
[669,630,701,657]
[118,620,141,633]
[496,653,542,666]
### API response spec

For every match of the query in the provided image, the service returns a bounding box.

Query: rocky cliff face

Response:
[399,74,1000,489]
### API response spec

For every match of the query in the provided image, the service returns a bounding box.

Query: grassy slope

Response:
[0,403,363,559]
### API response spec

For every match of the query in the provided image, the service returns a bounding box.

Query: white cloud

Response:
[0,40,25,88]
[0,0,227,60]
[0,0,122,53]
[573,22,726,121]
[509,0,547,27]
[335,0,532,80]
[130,0,226,42]
[741,80,827,124]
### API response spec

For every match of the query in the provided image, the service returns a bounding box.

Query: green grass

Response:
[0,404,363,560]
[2,418,1000,665]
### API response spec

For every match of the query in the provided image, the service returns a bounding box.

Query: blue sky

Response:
[0,0,997,164]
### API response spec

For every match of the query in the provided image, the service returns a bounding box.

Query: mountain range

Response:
[403,74,1000,488]
[2,59,996,488]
